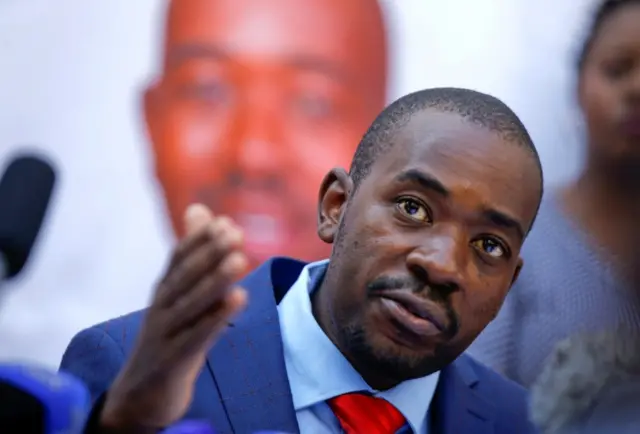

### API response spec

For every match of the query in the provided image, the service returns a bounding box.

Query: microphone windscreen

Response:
[162,421,216,433]
[0,365,90,434]
[0,381,46,432]
[530,328,640,433]
[0,154,56,278]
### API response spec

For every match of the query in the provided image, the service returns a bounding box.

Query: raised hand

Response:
[100,204,248,430]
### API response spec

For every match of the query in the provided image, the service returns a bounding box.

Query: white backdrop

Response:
[0,0,594,367]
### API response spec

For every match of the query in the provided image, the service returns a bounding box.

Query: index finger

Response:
[184,203,214,235]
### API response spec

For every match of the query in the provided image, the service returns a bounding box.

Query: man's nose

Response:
[229,90,287,174]
[405,229,465,294]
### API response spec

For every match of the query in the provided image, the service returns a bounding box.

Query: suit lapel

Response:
[205,257,306,434]
[204,257,497,434]
[432,356,496,434]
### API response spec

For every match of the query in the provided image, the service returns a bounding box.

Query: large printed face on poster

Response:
[143,0,388,268]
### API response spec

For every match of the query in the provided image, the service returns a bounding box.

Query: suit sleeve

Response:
[59,326,126,404]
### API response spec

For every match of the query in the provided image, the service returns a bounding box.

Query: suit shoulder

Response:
[90,308,149,355]
[92,309,147,340]
[64,308,148,364]
[60,309,148,401]
[467,355,527,394]
[460,355,536,432]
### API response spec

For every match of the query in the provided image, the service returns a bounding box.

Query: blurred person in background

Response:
[144,0,388,270]
[468,0,640,387]
[530,327,640,434]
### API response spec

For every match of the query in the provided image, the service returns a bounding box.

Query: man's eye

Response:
[396,198,430,222]
[471,238,505,258]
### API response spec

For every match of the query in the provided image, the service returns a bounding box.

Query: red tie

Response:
[328,393,407,434]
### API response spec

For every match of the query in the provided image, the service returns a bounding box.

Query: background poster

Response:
[0,0,595,367]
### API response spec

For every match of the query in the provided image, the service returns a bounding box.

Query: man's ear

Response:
[317,168,353,244]
[510,258,524,288]
[142,81,161,146]
[142,81,165,180]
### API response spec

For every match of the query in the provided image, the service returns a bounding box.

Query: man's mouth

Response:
[234,213,289,257]
[376,291,448,340]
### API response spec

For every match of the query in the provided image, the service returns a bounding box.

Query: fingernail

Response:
[215,216,233,230]
[211,218,243,244]
[221,252,248,275]
[185,204,210,221]
[226,227,244,245]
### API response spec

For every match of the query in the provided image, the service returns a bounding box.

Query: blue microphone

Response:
[0,153,74,433]
[0,364,90,433]
[162,421,215,433]
[162,421,290,434]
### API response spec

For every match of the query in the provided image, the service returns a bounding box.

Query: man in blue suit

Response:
[61,88,543,434]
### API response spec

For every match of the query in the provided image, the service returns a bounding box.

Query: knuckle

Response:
[171,262,191,283]
[170,246,186,264]
[205,242,226,263]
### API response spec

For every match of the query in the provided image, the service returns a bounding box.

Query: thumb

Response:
[184,203,214,235]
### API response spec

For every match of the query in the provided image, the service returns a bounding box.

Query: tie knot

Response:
[328,393,407,434]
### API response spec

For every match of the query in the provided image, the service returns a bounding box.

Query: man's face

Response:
[317,111,541,385]
[145,0,387,268]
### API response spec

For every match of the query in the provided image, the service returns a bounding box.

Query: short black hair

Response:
[349,87,542,188]
[347,87,544,233]
[577,0,639,71]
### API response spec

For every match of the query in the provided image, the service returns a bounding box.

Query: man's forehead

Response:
[164,0,384,61]
[374,110,524,168]
[163,0,387,96]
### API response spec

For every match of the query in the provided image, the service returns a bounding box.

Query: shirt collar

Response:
[278,260,440,434]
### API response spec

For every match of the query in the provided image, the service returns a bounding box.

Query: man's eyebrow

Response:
[393,169,449,197]
[481,207,525,242]
[165,44,348,82]
[284,54,348,82]
[166,43,229,67]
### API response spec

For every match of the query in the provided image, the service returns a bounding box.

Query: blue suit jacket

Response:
[60,257,537,434]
